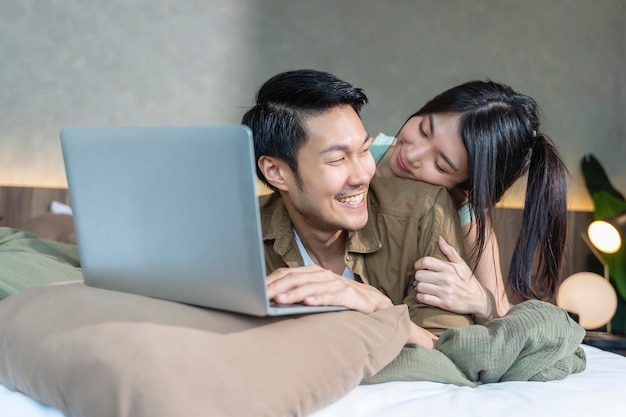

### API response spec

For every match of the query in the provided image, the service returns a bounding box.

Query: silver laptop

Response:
[60,125,345,316]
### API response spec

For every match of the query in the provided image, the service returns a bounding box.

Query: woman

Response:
[373,80,568,324]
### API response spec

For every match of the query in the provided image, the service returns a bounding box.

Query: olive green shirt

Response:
[259,174,475,335]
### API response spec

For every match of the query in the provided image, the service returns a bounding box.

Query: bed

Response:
[1,343,624,417]
[1,186,626,417]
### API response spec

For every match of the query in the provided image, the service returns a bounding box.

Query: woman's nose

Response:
[403,142,428,167]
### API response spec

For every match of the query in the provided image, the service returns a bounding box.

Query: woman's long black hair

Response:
[399,80,568,302]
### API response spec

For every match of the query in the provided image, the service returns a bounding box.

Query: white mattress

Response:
[0,386,66,417]
[1,345,625,417]
[313,344,626,417]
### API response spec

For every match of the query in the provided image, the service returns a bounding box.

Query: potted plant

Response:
[581,154,626,334]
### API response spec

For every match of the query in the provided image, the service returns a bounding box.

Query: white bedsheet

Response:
[1,345,625,417]
[313,344,626,417]
[0,386,66,417]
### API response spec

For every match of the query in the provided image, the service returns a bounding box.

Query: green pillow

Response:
[0,227,81,299]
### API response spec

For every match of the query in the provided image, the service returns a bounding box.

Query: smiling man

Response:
[241,69,473,348]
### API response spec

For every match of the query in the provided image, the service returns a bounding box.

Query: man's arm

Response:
[268,264,439,349]
[404,187,475,335]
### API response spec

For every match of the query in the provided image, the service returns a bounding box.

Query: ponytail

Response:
[508,134,568,301]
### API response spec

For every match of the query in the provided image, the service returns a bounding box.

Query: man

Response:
[241,69,473,348]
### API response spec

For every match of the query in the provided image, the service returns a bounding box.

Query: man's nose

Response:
[348,156,375,185]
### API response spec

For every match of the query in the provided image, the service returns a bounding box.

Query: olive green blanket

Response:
[0,228,81,300]
[363,299,587,386]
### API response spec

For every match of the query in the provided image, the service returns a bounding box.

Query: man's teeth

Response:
[338,193,364,204]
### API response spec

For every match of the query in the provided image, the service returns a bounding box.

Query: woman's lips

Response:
[396,150,408,172]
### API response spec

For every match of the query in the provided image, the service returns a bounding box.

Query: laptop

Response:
[60,125,346,316]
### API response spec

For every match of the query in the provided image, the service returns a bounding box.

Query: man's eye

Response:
[362,147,370,154]
[435,161,447,173]
[329,158,345,164]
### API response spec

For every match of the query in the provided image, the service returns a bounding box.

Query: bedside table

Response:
[583,332,626,356]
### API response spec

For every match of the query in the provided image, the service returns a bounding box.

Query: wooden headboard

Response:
[0,186,70,229]
[491,207,593,282]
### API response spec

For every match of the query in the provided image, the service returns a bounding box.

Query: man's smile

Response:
[336,192,366,206]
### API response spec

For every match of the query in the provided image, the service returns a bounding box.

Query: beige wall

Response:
[1,0,624,210]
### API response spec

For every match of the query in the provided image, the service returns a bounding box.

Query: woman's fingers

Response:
[437,236,464,263]
[414,255,448,274]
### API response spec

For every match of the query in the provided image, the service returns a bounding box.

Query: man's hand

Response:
[267,264,393,314]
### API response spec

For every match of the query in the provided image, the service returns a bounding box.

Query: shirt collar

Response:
[262,192,382,257]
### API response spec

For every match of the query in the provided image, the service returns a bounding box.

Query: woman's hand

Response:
[407,322,438,349]
[413,237,497,323]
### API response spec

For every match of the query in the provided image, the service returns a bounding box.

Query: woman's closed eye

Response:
[435,160,448,174]
[419,118,431,139]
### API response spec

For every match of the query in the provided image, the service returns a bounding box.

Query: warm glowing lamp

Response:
[588,220,622,254]
[557,272,617,330]
[559,209,626,351]
[581,210,626,281]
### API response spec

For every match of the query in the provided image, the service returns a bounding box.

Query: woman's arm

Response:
[413,231,511,324]
[407,322,438,348]
[461,220,511,323]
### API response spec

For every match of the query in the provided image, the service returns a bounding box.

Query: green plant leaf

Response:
[581,153,625,201]
[590,191,626,220]
[608,251,626,301]
[580,154,626,320]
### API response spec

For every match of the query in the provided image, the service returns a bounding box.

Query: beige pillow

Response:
[0,282,410,417]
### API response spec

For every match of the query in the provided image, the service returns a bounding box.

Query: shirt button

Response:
[345,254,352,261]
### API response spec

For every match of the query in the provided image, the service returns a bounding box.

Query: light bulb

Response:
[588,220,622,254]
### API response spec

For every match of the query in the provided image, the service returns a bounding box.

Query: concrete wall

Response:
[1,0,624,210]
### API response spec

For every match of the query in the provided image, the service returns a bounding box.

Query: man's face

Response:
[284,105,375,234]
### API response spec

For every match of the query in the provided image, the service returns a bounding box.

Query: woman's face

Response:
[387,113,469,190]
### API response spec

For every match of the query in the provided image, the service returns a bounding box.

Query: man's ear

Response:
[258,156,290,191]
